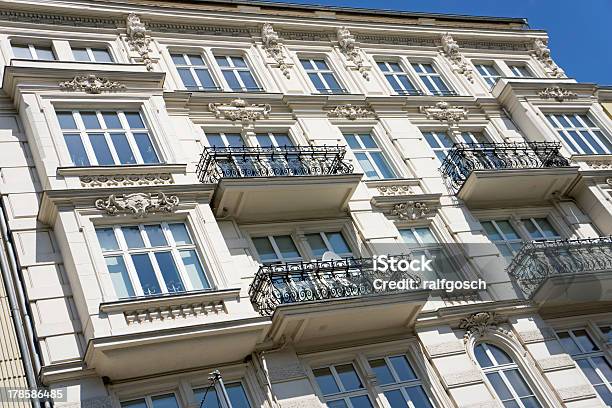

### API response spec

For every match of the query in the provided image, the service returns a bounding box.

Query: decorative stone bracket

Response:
[209,98,271,134]
[337,27,370,79]
[531,39,564,78]
[261,23,293,79]
[59,75,126,94]
[538,86,577,102]
[459,311,510,343]
[95,192,179,217]
[369,182,441,221]
[126,13,154,71]
[440,33,474,83]
[420,101,468,132]
[327,104,375,120]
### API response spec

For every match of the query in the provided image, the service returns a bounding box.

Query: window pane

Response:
[322,73,341,91]
[81,112,100,128]
[275,236,300,259]
[57,112,77,129]
[105,256,135,298]
[122,226,145,248]
[274,134,293,147]
[369,359,395,385]
[389,355,417,382]
[178,68,197,87]
[327,232,350,254]
[348,396,372,408]
[180,250,210,290]
[151,394,179,408]
[195,69,216,88]
[505,369,532,397]
[488,344,513,366]
[169,223,192,245]
[253,237,277,262]
[64,134,90,166]
[232,56,247,68]
[256,134,273,147]
[12,45,32,59]
[415,228,437,244]
[308,73,326,92]
[100,112,121,129]
[125,112,146,129]
[96,228,119,251]
[223,71,242,90]
[194,388,220,408]
[110,133,136,164]
[35,47,55,60]
[486,372,513,401]
[475,344,494,367]
[92,49,113,62]
[405,386,433,408]
[355,153,378,179]
[573,330,599,352]
[227,383,251,408]
[313,367,340,395]
[327,401,348,408]
[121,399,148,408]
[305,234,327,258]
[144,225,167,246]
[519,397,541,408]
[577,359,601,384]
[497,221,519,240]
[592,356,612,381]
[335,364,362,391]
[131,254,161,295]
[89,133,114,165]
[370,152,395,179]
[155,251,185,293]
[238,70,258,90]
[134,133,160,164]
[344,134,361,149]
[595,384,612,406]
[73,48,90,61]
[384,390,406,408]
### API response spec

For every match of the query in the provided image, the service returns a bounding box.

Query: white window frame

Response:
[170,51,220,90]
[376,60,421,96]
[343,132,396,180]
[312,362,373,408]
[120,392,180,408]
[508,64,533,78]
[205,132,245,147]
[214,54,262,92]
[252,234,303,264]
[546,113,612,155]
[411,62,454,96]
[97,222,211,298]
[474,63,501,88]
[193,380,253,408]
[300,57,346,94]
[71,45,114,63]
[423,130,488,162]
[57,110,160,166]
[254,132,294,147]
[481,219,524,258]
[11,43,55,60]
[521,217,562,241]
[305,231,354,260]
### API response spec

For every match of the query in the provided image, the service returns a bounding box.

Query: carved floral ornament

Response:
[440,33,474,83]
[336,27,370,79]
[261,23,292,79]
[531,39,564,78]
[419,101,469,131]
[126,13,154,71]
[209,98,271,131]
[59,75,126,94]
[538,86,578,102]
[95,192,179,217]
[327,104,375,120]
[459,311,511,343]
[391,201,431,220]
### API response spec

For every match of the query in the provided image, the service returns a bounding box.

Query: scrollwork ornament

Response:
[420,101,468,131]
[95,192,179,217]
[531,39,564,78]
[261,23,292,78]
[327,104,375,120]
[337,27,370,79]
[126,13,154,71]
[440,33,474,83]
[59,75,126,94]
[391,201,430,220]
[459,311,508,343]
[538,86,577,102]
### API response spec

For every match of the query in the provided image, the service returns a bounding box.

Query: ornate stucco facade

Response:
[0,1,610,408]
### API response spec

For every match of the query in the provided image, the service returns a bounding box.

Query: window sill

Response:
[57,163,187,177]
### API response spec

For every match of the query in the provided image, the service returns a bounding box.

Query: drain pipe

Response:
[0,197,45,408]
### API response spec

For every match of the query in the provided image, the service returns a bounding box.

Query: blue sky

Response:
[266,0,611,85]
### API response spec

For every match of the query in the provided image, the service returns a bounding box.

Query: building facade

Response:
[0,1,610,407]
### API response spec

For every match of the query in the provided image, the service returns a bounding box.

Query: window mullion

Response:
[498,369,525,407]
[104,131,121,165]
[172,247,193,291]
[126,129,145,164]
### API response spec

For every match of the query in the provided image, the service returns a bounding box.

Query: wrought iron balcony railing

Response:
[506,236,612,297]
[440,142,570,191]
[197,145,354,183]
[249,256,423,315]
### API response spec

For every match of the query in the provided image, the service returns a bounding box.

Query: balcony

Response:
[507,237,612,309]
[249,257,431,346]
[197,146,362,221]
[440,142,578,206]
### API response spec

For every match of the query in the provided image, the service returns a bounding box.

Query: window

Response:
[481,218,560,261]
[194,382,252,408]
[600,325,612,343]
[368,355,434,408]
[206,132,245,148]
[546,113,612,155]
[399,227,459,281]
[522,218,560,241]
[171,53,218,90]
[343,133,395,179]
[313,363,374,408]
[556,329,612,405]
[11,44,55,60]
[412,63,453,96]
[300,58,345,94]
[72,46,113,63]
[305,232,352,259]
[377,61,420,96]
[57,110,159,166]
[475,64,501,88]
[254,133,293,147]
[96,223,210,298]
[121,393,179,408]
[252,235,302,264]
[508,64,532,78]
[215,55,260,92]
[423,131,487,162]
[475,343,542,408]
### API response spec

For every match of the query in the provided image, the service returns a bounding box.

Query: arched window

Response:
[474,343,542,408]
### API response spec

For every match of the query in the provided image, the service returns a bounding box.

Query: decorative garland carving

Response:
[126,13,154,71]
[59,75,126,94]
[531,39,564,78]
[125,300,226,325]
[538,86,577,102]
[95,192,179,217]
[327,104,375,120]
[459,311,510,343]
[209,98,271,131]
[337,27,370,79]
[376,185,412,196]
[420,101,468,131]
[441,33,474,83]
[391,201,430,220]
[80,174,173,187]
[261,23,292,79]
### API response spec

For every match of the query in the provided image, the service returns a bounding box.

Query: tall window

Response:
[508,64,532,78]
[313,363,374,408]
[96,223,210,298]
[215,55,260,92]
[546,113,612,155]
[556,329,612,405]
[377,61,420,95]
[305,232,352,259]
[475,343,542,408]
[343,133,395,180]
[368,355,434,408]
[399,227,459,281]
[411,63,453,96]
[481,220,523,260]
[252,235,302,264]
[423,131,487,162]
[475,64,501,88]
[12,44,55,60]
[72,46,113,63]
[57,110,159,166]
[121,393,179,408]
[300,58,345,94]
[194,382,252,408]
[255,133,293,147]
[522,218,560,241]
[171,53,218,90]
[206,132,245,148]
